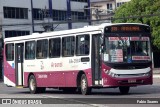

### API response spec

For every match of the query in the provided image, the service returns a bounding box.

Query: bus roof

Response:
[4,23,149,42]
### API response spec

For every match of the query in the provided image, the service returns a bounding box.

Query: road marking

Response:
[42,95,62,98]
[42,95,109,107]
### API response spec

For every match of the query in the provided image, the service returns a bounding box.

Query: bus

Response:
[3,23,152,95]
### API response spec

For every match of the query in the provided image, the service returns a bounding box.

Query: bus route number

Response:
[69,58,81,63]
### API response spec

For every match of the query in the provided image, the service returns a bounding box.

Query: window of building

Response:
[25,41,35,60]
[52,10,86,21]
[117,2,125,7]
[36,39,48,59]
[62,36,75,57]
[71,0,88,2]
[49,38,61,58]
[32,8,86,21]
[33,8,44,20]
[72,11,86,20]
[60,11,67,21]
[107,3,113,13]
[5,30,30,38]
[5,43,14,61]
[76,34,90,55]
[3,7,28,19]
[53,10,67,21]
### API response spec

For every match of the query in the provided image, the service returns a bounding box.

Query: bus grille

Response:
[116,73,148,78]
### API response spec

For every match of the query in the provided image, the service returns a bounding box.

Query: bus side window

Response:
[25,41,35,60]
[36,39,48,59]
[6,43,14,61]
[62,36,75,57]
[49,38,61,58]
[76,34,90,55]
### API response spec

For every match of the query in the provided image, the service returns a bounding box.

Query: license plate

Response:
[128,79,136,83]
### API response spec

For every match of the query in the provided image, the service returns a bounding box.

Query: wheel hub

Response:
[81,79,87,91]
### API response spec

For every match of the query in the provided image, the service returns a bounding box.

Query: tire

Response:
[119,86,130,94]
[80,74,91,95]
[29,75,39,94]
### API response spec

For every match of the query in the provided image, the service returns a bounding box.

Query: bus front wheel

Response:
[80,74,91,95]
[119,86,130,94]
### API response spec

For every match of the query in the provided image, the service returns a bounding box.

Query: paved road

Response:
[0,78,160,107]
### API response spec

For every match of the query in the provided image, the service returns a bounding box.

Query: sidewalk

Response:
[153,68,160,78]
[153,68,160,74]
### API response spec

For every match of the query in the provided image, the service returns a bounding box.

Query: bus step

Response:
[16,86,23,88]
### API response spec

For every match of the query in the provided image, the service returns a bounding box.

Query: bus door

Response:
[15,43,24,86]
[92,34,102,85]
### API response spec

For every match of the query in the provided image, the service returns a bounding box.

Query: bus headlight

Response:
[104,69,118,78]
[107,71,118,78]
[143,72,150,76]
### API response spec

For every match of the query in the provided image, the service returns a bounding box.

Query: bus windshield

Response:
[103,36,151,63]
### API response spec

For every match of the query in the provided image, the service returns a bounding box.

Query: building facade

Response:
[90,0,131,24]
[0,0,132,38]
[0,0,90,38]
[0,0,90,80]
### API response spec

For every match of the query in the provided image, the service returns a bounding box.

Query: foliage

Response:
[113,0,160,49]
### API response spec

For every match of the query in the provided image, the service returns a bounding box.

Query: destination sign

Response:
[104,25,150,33]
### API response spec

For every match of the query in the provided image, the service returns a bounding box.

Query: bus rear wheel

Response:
[29,75,46,94]
[29,75,38,94]
[119,86,130,94]
[80,74,91,95]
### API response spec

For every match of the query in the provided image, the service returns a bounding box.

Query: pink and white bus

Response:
[3,23,152,95]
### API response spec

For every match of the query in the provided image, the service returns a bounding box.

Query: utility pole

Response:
[41,0,54,32]
[0,18,2,39]
[31,0,35,33]
[66,0,72,29]
[0,18,2,80]
[48,0,53,31]
[42,6,53,32]
[87,0,91,25]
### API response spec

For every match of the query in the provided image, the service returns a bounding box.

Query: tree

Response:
[113,0,160,49]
